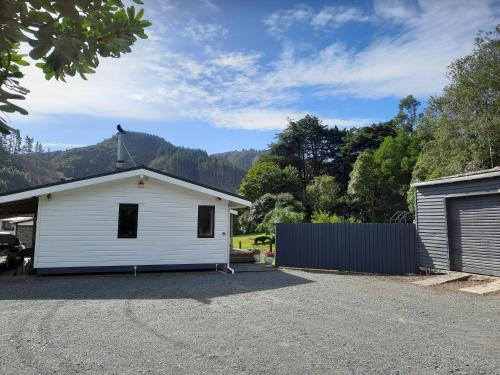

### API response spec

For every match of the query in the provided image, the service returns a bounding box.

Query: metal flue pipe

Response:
[116,124,126,169]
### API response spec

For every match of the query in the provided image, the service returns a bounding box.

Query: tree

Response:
[270,115,345,186]
[347,151,382,222]
[13,129,22,154]
[373,129,419,217]
[256,206,305,235]
[341,121,396,158]
[413,27,500,180]
[0,132,6,150]
[22,135,34,153]
[346,127,420,222]
[394,95,421,132]
[338,121,396,190]
[238,192,304,233]
[238,161,301,201]
[0,0,151,134]
[35,141,43,153]
[305,175,342,214]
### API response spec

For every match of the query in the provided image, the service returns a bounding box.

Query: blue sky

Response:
[11,0,499,153]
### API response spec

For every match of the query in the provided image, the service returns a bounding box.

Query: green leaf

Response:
[0,121,14,135]
[0,103,28,115]
[127,6,136,20]
[29,43,53,60]
[16,59,30,67]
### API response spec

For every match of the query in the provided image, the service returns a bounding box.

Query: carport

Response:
[0,197,38,249]
[412,167,500,277]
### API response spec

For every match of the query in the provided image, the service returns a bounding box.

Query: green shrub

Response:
[311,211,343,224]
[256,206,305,235]
[238,192,305,233]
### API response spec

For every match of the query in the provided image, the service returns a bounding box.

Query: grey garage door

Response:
[447,194,500,276]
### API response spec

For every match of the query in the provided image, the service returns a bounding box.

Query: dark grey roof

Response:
[412,166,500,187]
[0,165,248,201]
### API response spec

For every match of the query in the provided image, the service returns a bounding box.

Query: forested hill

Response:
[0,132,262,193]
[211,149,262,170]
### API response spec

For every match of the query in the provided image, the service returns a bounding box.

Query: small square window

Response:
[197,206,215,238]
[118,204,138,238]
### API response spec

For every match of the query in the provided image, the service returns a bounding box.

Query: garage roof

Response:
[0,166,251,208]
[411,167,500,187]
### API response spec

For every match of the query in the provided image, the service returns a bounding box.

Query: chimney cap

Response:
[117,124,126,134]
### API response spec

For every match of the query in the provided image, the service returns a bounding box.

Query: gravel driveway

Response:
[0,269,498,374]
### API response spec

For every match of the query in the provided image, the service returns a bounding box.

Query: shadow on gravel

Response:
[0,269,313,304]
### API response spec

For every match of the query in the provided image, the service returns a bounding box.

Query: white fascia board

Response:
[411,171,500,188]
[0,168,252,207]
[0,169,142,204]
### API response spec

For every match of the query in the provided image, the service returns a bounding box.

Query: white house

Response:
[0,166,251,274]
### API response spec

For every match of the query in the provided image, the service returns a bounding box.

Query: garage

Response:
[412,167,500,277]
[447,194,500,276]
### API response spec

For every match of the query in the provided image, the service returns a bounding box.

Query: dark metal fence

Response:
[276,223,417,275]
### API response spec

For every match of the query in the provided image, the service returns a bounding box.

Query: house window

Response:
[118,204,138,238]
[198,205,215,238]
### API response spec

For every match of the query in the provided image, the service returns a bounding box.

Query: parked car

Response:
[0,233,25,268]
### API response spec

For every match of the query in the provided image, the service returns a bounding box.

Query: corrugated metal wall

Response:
[276,223,417,275]
[415,176,500,271]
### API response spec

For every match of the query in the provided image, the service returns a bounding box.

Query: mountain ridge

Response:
[0,132,263,193]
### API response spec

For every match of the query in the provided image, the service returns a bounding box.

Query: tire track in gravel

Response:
[9,304,55,375]
[122,286,234,368]
[37,300,81,374]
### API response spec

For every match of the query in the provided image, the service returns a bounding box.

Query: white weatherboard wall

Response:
[34,177,229,269]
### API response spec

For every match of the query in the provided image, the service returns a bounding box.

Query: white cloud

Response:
[311,6,371,28]
[210,52,261,72]
[262,0,497,98]
[183,20,227,42]
[200,0,218,11]
[374,0,418,20]
[263,5,372,35]
[157,0,175,12]
[10,0,498,132]
[207,108,297,130]
[322,117,374,128]
[206,109,372,131]
[263,5,313,35]
[43,142,86,150]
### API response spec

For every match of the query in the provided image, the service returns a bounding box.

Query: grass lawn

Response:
[232,233,275,251]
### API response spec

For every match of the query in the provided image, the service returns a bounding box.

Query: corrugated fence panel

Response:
[276,223,417,275]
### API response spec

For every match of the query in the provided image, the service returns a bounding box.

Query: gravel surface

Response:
[0,269,499,374]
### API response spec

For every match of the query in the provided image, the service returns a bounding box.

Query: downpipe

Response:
[216,263,235,274]
[226,264,235,274]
